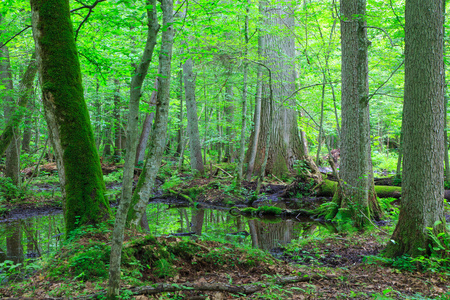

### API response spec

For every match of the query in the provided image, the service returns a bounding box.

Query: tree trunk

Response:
[236,2,250,184]
[385,0,445,257]
[176,66,184,156]
[113,79,125,158]
[246,64,262,181]
[30,0,110,235]
[126,0,174,227]
[183,58,205,175]
[0,41,20,186]
[246,0,307,178]
[335,0,381,226]
[224,84,235,162]
[107,1,159,297]
[135,71,159,165]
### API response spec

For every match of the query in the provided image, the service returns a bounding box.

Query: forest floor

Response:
[1,165,450,299]
[0,228,448,299]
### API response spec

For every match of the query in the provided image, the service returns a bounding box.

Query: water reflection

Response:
[0,203,332,263]
[0,215,64,264]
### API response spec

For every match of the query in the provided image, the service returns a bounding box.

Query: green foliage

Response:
[103,169,123,184]
[161,175,183,191]
[0,177,28,203]
[0,259,41,284]
[366,227,450,273]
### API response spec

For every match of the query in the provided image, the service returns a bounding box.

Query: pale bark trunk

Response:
[224,84,235,162]
[126,0,174,227]
[176,66,183,155]
[31,0,110,235]
[135,72,159,165]
[108,0,159,297]
[246,0,307,178]
[183,58,205,175]
[246,64,262,180]
[386,0,445,257]
[113,79,125,157]
[235,2,249,183]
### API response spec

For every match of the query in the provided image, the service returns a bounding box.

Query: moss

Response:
[32,0,110,235]
[241,207,258,214]
[257,205,283,215]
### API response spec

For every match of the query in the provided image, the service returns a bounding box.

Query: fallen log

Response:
[45,274,335,299]
[316,179,450,200]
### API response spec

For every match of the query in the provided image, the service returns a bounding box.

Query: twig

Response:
[23,138,49,189]
[212,164,233,177]
[367,60,404,103]
[72,0,107,41]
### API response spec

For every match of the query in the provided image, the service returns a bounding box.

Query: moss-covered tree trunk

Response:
[127,0,174,227]
[334,0,381,226]
[385,0,445,257]
[30,0,110,235]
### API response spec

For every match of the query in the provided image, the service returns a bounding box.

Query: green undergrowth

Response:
[9,221,275,296]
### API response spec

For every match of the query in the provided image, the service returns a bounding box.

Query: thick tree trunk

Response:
[107,1,159,298]
[336,0,380,226]
[385,0,445,257]
[30,0,110,235]
[126,0,174,227]
[183,58,205,175]
[246,0,307,178]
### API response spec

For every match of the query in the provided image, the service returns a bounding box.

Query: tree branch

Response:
[367,60,404,103]
[364,26,395,47]
[72,0,107,41]
[0,25,31,49]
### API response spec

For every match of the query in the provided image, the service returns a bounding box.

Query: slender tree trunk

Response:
[385,0,445,257]
[246,64,262,180]
[30,0,110,235]
[135,71,159,165]
[113,79,125,158]
[126,0,174,227]
[183,58,205,175]
[21,94,34,154]
[107,1,159,297]
[236,1,250,184]
[0,41,20,186]
[224,84,235,162]
[176,66,184,155]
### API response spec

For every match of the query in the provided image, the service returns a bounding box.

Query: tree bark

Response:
[126,0,174,227]
[113,79,125,158]
[135,71,159,165]
[385,0,445,257]
[236,2,249,184]
[183,57,205,175]
[246,0,308,178]
[0,41,20,186]
[335,0,381,226]
[30,0,110,235]
[107,0,159,297]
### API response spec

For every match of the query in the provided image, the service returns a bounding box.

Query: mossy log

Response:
[315,179,450,200]
[316,179,402,198]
